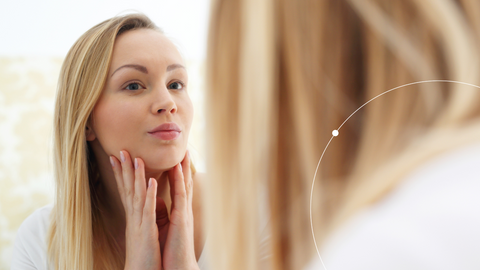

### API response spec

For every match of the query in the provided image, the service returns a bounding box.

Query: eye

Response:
[125,82,144,91]
[168,81,184,90]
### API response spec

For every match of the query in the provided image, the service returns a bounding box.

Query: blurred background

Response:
[0,1,210,268]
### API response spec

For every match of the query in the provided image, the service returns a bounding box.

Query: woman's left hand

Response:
[157,151,199,270]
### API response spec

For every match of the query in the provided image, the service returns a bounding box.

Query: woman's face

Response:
[89,29,193,172]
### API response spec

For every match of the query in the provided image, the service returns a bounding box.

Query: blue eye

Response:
[168,81,184,90]
[125,83,142,91]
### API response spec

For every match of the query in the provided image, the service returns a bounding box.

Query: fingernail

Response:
[148,178,153,188]
[109,156,115,168]
[187,150,190,160]
[120,151,125,163]
[179,163,183,172]
[134,158,138,170]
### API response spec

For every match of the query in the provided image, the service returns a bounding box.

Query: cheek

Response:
[180,97,194,131]
[92,100,143,155]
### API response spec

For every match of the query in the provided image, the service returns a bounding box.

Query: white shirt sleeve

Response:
[306,143,480,270]
[11,204,53,270]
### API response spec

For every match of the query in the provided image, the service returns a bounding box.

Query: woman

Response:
[11,14,205,269]
[205,0,480,269]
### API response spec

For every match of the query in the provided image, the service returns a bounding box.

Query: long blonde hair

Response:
[205,0,480,269]
[48,14,160,270]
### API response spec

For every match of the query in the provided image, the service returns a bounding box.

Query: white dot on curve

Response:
[332,130,339,137]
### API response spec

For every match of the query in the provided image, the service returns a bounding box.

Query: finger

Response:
[143,177,158,225]
[180,152,195,245]
[168,167,176,212]
[134,157,148,223]
[120,150,135,209]
[110,155,128,212]
[169,163,187,216]
[181,151,193,214]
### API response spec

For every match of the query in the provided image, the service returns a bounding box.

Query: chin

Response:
[142,150,184,173]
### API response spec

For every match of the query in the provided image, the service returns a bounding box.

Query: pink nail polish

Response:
[179,163,183,172]
[109,156,115,168]
[120,151,125,163]
[148,178,152,187]
[134,158,138,170]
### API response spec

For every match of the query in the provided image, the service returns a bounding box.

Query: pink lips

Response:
[148,122,181,141]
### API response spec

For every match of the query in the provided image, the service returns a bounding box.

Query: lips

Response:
[148,122,181,140]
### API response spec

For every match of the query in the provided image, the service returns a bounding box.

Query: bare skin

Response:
[86,28,204,269]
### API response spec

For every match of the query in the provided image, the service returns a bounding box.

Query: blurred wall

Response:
[0,57,60,267]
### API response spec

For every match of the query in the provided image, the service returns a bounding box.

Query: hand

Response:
[110,151,161,270]
[160,151,199,270]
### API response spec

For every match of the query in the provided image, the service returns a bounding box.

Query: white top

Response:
[306,142,480,270]
[10,204,209,270]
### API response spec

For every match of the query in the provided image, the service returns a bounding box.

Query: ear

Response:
[85,123,96,141]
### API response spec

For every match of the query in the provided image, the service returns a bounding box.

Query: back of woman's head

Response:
[205,0,480,269]
[50,13,159,270]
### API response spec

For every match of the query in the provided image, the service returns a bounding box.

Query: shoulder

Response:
[11,204,53,270]
[15,204,53,244]
[395,142,480,216]
[317,143,480,269]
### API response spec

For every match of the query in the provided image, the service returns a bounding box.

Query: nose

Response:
[152,86,177,115]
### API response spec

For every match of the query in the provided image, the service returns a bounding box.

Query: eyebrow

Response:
[111,63,185,77]
[111,64,148,77]
[167,64,186,72]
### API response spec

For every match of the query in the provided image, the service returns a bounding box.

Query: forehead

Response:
[110,29,183,71]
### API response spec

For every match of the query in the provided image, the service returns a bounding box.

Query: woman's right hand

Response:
[110,150,162,270]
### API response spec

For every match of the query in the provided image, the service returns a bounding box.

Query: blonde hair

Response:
[48,14,160,270]
[205,0,480,269]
